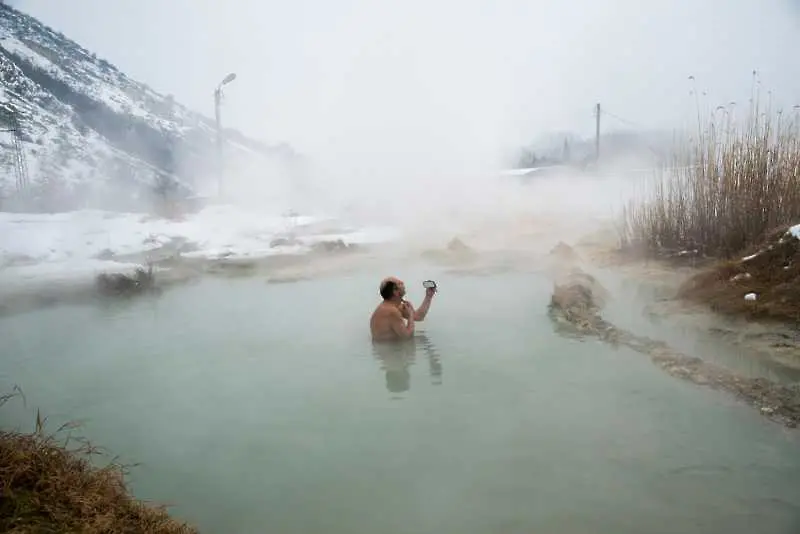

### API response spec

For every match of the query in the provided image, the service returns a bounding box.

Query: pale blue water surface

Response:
[1,262,799,534]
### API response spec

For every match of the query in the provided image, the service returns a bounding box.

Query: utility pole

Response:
[214,87,222,197]
[213,73,237,199]
[595,102,601,162]
[0,102,30,195]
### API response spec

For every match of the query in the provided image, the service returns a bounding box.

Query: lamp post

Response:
[213,72,237,199]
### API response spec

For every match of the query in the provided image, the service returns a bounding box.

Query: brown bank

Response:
[0,390,196,533]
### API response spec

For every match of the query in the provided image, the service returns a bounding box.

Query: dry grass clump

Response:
[96,264,159,297]
[0,391,196,534]
[619,97,800,259]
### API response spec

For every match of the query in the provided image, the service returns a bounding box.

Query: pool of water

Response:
[1,261,799,534]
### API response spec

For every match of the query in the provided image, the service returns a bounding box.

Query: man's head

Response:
[379,276,406,301]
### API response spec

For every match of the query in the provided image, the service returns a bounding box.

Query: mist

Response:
[5,4,800,532]
[15,0,800,239]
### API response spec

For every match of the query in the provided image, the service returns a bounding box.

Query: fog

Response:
[14,0,800,237]
[5,5,800,531]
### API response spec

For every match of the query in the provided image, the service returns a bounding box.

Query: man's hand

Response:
[390,305,415,339]
[425,286,437,298]
[400,300,415,319]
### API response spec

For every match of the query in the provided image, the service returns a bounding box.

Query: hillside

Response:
[0,3,300,211]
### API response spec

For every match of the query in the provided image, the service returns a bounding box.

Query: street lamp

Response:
[213,72,237,198]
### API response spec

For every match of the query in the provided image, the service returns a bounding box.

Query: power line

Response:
[600,108,645,129]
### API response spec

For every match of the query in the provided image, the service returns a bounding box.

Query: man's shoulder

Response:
[374,302,401,316]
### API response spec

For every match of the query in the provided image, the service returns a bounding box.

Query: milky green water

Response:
[1,263,799,534]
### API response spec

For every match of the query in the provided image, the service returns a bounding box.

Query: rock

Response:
[266,275,310,284]
[270,237,302,248]
[311,239,358,254]
[693,374,709,385]
[421,237,477,263]
[548,267,611,334]
[447,237,471,252]
[95,248,115,260]
[549,241,579,261]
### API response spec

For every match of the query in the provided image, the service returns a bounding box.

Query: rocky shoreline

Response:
[547,245,800,429]
[0,239,377,318]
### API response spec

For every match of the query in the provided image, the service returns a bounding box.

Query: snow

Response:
[498,166,571,178]
[0,36,62,78]
[499,167,539,177]
[0,206,399,282]
[744,292,757,301]
[741,223,800,262]
[1,35,153,121]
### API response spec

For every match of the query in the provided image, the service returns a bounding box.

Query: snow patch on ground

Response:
[741,223,800,262]
[0,206,399,282]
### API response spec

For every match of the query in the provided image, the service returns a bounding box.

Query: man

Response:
[370,276,436,342]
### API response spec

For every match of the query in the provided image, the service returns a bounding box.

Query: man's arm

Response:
[413,293,434,322]
[390,307,415,338]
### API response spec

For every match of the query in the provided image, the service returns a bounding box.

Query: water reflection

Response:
[371,333,442,395]
[418,334,443,385]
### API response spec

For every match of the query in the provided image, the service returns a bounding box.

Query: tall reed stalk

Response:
[620,97,800,259]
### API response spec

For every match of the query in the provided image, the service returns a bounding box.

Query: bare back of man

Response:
[370,301,412,342]
[370,276,418,342]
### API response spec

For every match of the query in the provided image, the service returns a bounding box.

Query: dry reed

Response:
[0,389,196,534]
[619,97,800,259]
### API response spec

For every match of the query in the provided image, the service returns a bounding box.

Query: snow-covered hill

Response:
[0,3,301,211]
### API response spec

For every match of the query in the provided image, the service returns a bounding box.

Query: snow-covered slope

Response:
[0,3,300,211]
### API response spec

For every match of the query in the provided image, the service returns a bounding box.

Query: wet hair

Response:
[380,280,397,300]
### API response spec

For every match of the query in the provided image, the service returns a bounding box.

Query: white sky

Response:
[11,0,800,168]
